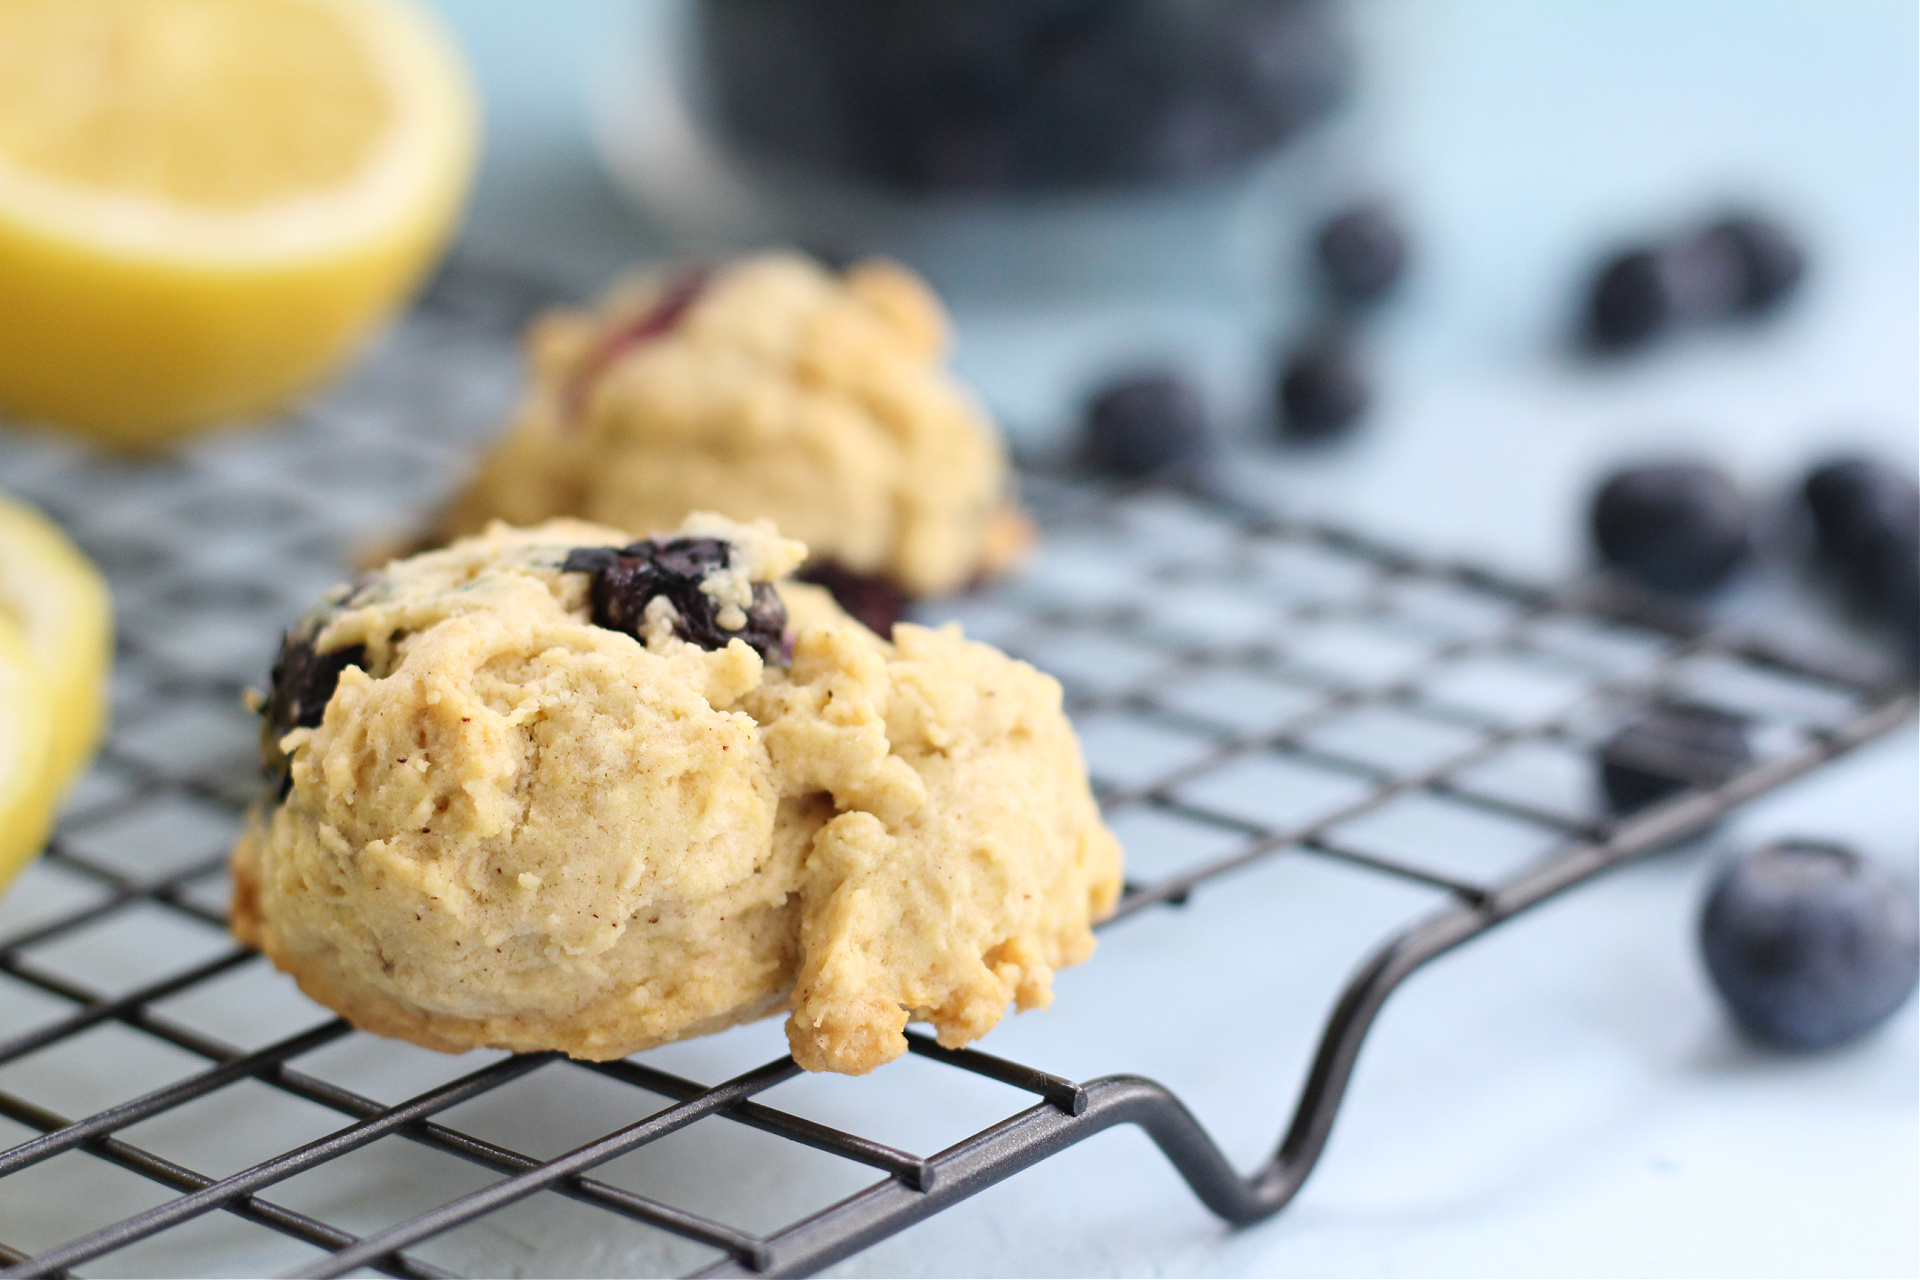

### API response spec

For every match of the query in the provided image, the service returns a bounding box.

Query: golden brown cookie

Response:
[437,253,1028,599]
[233,515,1119,1074]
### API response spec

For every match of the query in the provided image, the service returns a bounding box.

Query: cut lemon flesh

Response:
[0,0,477,446]
[0,495,112,799]
[0,612,55,895]
[0,0,390,210]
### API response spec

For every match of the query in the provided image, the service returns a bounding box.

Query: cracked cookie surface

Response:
[437,253,1029,598]
[232,515,1119,1073]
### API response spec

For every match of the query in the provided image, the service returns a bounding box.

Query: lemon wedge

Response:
[0,495,112,800]
[0,611,55,894]
[0,0,478,447]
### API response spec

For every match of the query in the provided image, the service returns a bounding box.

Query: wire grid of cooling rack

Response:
[0,266,1913,1279]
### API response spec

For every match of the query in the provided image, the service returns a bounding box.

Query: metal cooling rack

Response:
[0,266,1912,1279]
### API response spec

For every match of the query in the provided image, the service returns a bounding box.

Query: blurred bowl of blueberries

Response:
[696,0,1349,195]
[594,0,1357,303]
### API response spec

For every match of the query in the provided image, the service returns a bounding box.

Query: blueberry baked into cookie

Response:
[436,253,1031,633]
[232,514,1119,1074]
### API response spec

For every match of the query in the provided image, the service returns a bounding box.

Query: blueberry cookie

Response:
[437,254,1031,623]
[232,514,1118,1074]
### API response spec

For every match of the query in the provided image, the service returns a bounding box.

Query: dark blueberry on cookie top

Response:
[795,561,912,637]
[261,631,366,796]
[565,536,788,659]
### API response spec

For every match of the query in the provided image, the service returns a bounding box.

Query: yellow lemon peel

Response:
[0,613,55,894]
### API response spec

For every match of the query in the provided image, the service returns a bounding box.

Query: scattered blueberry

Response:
[1860,531,1920,677]
[1703,212,1806,317]
[1277,338,1369,443]
[1701,840,1919,1050]
[1598,701,1753,816]
[1591,462,1750,594]
[1314,203,1408,305]
[1583,233,1743,351]
[795,561,912,637]
[1581,210,1805,353]
[261,633,366,797]
[1583,246,1675,352]
[1886,544,1920,675]
[1806,456,1910,562]
[564,537,787,659]
[1803,455,1919,670]
[1084,372,1210,477]
[1803,455,1919,585]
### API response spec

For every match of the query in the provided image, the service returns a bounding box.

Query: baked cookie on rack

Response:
[232,514,1118,1074]
[436,253,1031,631]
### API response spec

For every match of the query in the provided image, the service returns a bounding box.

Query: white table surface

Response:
[229,1,1920,1273]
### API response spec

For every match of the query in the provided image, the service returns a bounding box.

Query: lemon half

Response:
[0,0,478,447]
[0,612,55,893]
[0,495,112,798]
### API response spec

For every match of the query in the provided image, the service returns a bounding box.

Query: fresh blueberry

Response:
[1083,372,1209,477]
[1702,212,1806,317]
[1803,455,1919,669]
[1803,455,1919,585]
[1276,338,1369,443]
[1582,212,1803,352]
[1583,232,1745,351]
[1860,532,1920,677]
[794,561,911,637]
[261,633,366,797]
[1314,202,1408,305]
[1701,840,1919,1050]
[1805,456,1914,562]
[1591,462,1750,594]
[1583,246,1674,351]
[564,537,787,659]
[1668,226,1753,321]
[1885,542,1920,675]
[1598,701,1752,816]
